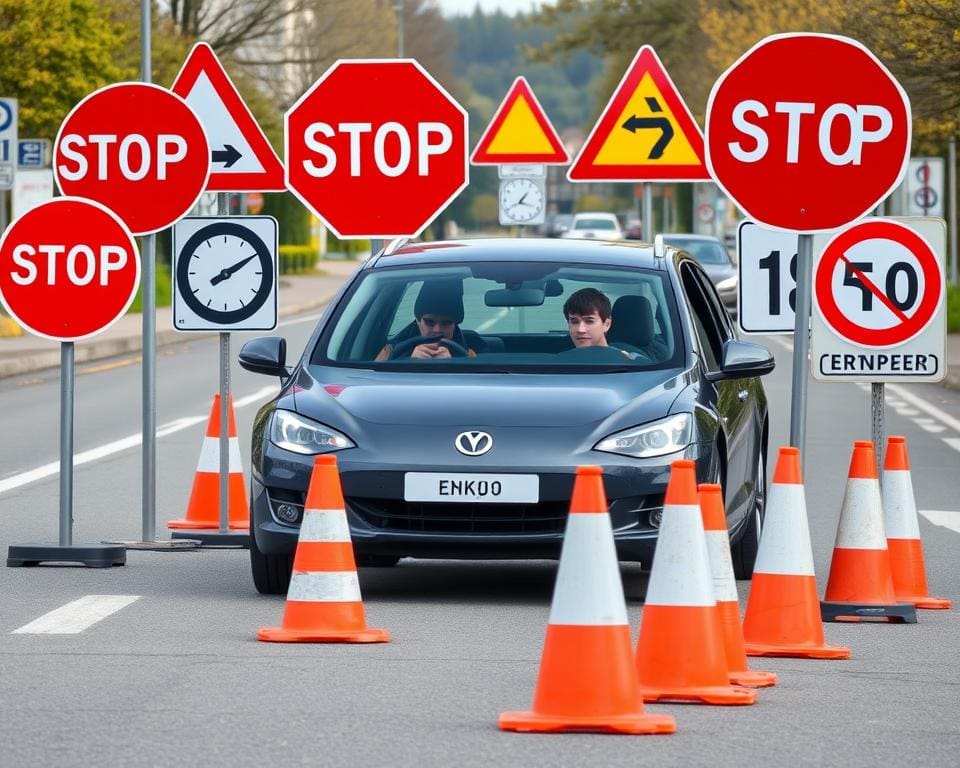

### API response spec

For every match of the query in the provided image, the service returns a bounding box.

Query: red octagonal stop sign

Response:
[54,82,210,236]
[286,60,469,239]
[0,197,140,341]
[706,34,910,233]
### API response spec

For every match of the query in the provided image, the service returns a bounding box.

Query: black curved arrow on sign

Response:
[621,96,674,160]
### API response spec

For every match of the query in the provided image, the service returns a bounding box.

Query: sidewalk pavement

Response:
[0,259,361,379]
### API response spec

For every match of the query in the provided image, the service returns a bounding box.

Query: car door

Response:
[679,261,754,525]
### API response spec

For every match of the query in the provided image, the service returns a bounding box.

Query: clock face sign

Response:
[172,216,278,331]
[498,176,545,225]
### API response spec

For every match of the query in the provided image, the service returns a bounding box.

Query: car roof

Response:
[370,237,664,270]
[661,233,723,243]
[572,212,619,220]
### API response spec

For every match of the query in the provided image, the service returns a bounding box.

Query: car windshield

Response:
[315,261,684,372]
[574,218,617,230]
[664,238,729,265]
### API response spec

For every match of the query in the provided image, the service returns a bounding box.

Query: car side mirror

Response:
[707,339,775,381]
[239,336,290,381]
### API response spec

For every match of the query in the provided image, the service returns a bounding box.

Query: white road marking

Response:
[477,308,509,332]
[278,311,324,328]
[943,437,960,454]
[768,336,794,351]
[0,385,277,496]
[914,418,946,434]
[919,510,960,534]
[13,595,140,634]
[885,383,960,434]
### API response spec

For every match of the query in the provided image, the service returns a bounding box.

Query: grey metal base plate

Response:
[820,600,918,623]
[171,530,250,548]
[105,539,202,551]
[7,543,127,568]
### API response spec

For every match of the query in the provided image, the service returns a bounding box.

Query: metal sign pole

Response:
[950,136,958,284]
[60,343,75,546]
[872,383,885,477]
[789,233,814,460]
[218,192,230,536]
[0,190,7,232]
[643,182,653,241]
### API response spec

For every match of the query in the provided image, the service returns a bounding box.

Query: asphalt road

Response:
[1,301,959,767]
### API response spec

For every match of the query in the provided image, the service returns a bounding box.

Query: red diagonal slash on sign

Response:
[837,252,910,324]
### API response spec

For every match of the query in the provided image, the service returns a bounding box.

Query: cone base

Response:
[820,600,917,624]
[168,519,249,530]
[499,710,676,735]
[903,595,952,610]
[744,641,850,659]
[641,684,757,706]
[728,668,778,688]
[256,626,390,643]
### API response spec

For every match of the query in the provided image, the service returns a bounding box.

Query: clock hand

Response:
[210,254,257,286]
[517,192,528,205]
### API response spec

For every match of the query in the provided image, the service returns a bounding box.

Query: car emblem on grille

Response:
[455,430,493,456]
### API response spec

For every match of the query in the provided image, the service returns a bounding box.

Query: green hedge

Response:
[279,244,320,274]
[325,233,370,259]
[949,282,960,333]
[129,260,172,312]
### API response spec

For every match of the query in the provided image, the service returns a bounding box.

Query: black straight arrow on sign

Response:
[212,144,242,168]
[621,96,674,160]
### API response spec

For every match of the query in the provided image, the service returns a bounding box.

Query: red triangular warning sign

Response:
[471,77,569,165]
[568,46,709,182]
[172,42,285,192]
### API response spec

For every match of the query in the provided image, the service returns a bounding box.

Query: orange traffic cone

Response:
[742,447,850,658]
[699,484,776,688]
[882,436,951,610]
[257,455,390,643]
[499,466,675,735]
[168,393,249,531]
[820,441,917,623]
[635,460,756,705]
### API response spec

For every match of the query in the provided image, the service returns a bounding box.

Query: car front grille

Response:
[347,497,569,535]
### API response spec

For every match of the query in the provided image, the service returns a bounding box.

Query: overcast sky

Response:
[435,0,543,16]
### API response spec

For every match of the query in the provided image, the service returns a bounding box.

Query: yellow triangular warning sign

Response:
[568,46,709,181]
[472,77,569,164]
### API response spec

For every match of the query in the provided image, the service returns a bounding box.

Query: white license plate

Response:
[404,473,539,503]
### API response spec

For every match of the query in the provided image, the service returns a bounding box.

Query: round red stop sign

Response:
[54,82,210,236]
[285,60,469,239]
[0,198,140,341]
[706,34,910,232]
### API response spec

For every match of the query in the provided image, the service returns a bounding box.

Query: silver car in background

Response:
[661,234,737,316]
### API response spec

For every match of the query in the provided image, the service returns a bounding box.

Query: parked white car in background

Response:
[562,212,623,241]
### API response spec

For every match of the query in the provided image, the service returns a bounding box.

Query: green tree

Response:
[0,0,135,139]
[468,193,499,226]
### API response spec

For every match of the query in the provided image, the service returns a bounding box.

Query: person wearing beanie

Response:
[376,280,480,360]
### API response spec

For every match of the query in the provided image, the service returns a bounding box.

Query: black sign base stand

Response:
[7,543,126,568]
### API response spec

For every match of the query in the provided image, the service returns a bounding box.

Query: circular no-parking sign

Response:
[815,219,942,348]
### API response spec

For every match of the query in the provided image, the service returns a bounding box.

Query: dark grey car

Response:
[661,234,738,315]
[239,238,774,594]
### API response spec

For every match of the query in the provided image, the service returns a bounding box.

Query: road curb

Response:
[0,295,334,380]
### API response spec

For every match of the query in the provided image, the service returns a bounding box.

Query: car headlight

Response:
[594,413,693,459]
[716,276,737,291]
[269,410,355,455]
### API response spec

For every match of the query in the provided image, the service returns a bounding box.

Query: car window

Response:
[574,218,617,230]
[316,261,684,372]
[680,262,724,371]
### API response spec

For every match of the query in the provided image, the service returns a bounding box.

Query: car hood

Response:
[295,366,688,429]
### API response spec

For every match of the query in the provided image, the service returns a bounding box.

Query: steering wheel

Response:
[388,334,469,359]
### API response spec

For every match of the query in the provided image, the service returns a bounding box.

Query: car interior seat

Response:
[609,295,655,351]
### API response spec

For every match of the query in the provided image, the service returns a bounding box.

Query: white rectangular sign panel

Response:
[906,157,944,217]
[0,98,17,190]
[172,215,278,332]
[737,220,800,334]
[12,168,54,217]
[811,217,946,383]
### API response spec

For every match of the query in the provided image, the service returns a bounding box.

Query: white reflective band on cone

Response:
[196,437,243,473]
[286,571,362,602]
[548,513,629,626]
[753,483,815,576]
[645,503,716,607]
[705,530,739,602]
[881,470,921,539]
[835,478,888,550]
[299,508,351,542]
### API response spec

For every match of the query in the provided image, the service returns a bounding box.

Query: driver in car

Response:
[375,281,481,360]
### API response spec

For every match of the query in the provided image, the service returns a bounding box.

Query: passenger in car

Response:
[564,287,643,360]
[375,280,481,360]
